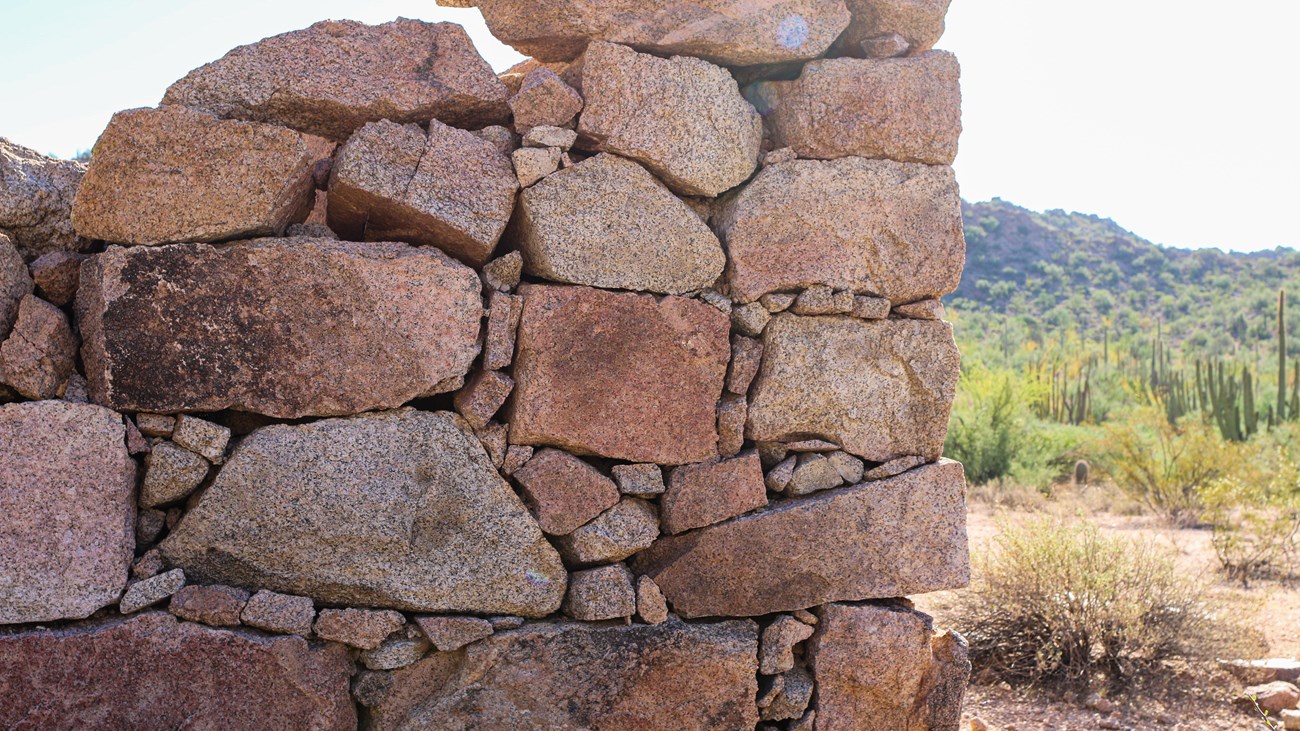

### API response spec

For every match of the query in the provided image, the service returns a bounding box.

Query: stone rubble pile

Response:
[0,2,968,728]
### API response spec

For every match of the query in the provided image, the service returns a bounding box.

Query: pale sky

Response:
[1,0,1296,252]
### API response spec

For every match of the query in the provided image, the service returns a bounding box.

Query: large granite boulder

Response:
[750,51,961,164]
[715,158,963,305]
[360,618,759,730]
[0,612,355,730]
[513,153,725,294]
[631,460,969,617]
[442,0,851,66]
[76,237,482,418]
[577,42,762,197]
[163,18,508,140]
[0,400,136,623]
[0,138,86,261]
[508,284,730,465]
[0,233,33,338]
[71,106,331,246]
[810,602,970,731]
[160,409,567,617]
[746,315,959,462]
[327,119,518,267]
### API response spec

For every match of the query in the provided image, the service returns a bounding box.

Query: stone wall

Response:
[0,3,969,729]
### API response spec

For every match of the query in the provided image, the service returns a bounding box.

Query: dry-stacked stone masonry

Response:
[0,2,969,728]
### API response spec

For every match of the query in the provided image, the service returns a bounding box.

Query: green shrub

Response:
[1201,448,1300,586]
[957,518,1231,689]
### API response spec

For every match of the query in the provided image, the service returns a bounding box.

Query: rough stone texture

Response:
[361,618,759,731]
[578,43,762,197]
[636,576,669,625]
[0,294,76,399]
[787,452,844,496]
[895,298,946,319]
[829,450,866,483]
[563,564,637,621]
[510,68,583,131]
[120,569,187,613]
[77,238,482,418]
[727,335,764,394]
[717,158,963,305]
[810,602,971,731]
[864,454,928,480]
[29,250,85,306]
[0,612,355,730]
[361,629,432,671]
[632,460,969,617]
[327,119,517,267]
[513,448,621,536]
[837,0,951,57]
[751,51,961,165]
[761,615,815,674]
[1221,658,1300,686]
[477,421,509,467]
[453,0,850,67]
[241,590,316,636]
[513,153,725,294]
[135,413,175,438]
[1240,682,1300,715]
[163,18,509,140]
[747,315,959,462]
[453,370,514,430]
[0,400,135,624]
[414,615,494,652]
[763,667,815,721]
[717,394,748,458]
[612,463,665,496]
[139,440,210,508]
[853,295,892,319]
[524,125,578,150]
[509,284,729,464]
[733,301,771,335]
[502,445,533,475]
[512,146,561,187]
[483,291,521,370]
[314,608,406,650]
[0,139,86,261]
[161,410,566,616]
[0,234,32,338]
[860,31,911,58]
[72,106,330,246]
[171,415,232,464]
[558,497,660,565]
[483,249,522,290]
[663,452,767,535]
[169,584,250,627]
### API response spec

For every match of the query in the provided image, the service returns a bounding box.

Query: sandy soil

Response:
[913,498,1300,731]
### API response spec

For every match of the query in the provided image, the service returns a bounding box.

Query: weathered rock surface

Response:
[77,238,482,418]
[315,608,406,650]
[558,497,660,565]
[120,569,187,614]
[0,234,32,338]
[636,576,670,624]
[169,584,250,626]
[0,400,135,624]
[160,409,567,616]
[241,590,316,636]
[72,106,331,245]
[163,18,508,140]
[612,463,666,496]
[632,460,969,617]
[172,415,232,464]
[0,138,86,260]
[662,452,767,534]
[716,158,963,304]
[0,294,76,399]
[578,42,762,197]
[513,448,620,535]
[563,564,636,621]
[29,250,86,306]
[509,68,583,131]
[513,153,725,294]
[327,119,518,266]
[810,602,971,731]
[414,615,494,652]
[837,0,951,57]
[0,612,355,730]
[761,615,815,674]
[509,284,730,464]
[361,618,759,731]
[450,0,851,66]
[139,440,209,508]
[751,51,961,165]
[747,315,959,462]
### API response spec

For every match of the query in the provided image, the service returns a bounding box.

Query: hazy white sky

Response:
[1,0,1296,251]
